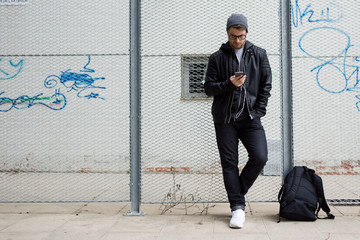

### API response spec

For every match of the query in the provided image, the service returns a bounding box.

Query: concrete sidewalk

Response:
[0,202,359,240]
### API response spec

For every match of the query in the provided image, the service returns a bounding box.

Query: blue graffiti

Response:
[80,56,95,73]
[0,89,66,112]
[44,56,106,100]
[1,56,104,112]
[291,0,343,27]
[299,27,360,111]
[0,59,24,80]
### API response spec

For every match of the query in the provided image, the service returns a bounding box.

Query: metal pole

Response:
[280,0,294,178]
[125,0,144,216]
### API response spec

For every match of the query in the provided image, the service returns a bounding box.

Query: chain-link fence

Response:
[0,0,359,206]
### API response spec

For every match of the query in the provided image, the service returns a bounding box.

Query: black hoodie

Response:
[204,40,272,123]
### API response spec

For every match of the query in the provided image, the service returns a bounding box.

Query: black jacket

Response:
[204,41,272,123]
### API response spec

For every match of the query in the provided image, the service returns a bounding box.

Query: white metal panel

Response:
[140,0,282,203]
[0,0,128,55]
[291,0,360,200]
[0,1,130,202]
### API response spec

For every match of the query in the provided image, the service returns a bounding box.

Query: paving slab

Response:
[0,202,358,240]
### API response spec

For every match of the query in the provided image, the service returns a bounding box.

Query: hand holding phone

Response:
[231,71,246,87]
[235,71,244,77]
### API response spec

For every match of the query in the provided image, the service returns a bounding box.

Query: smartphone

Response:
[235,71,244,77]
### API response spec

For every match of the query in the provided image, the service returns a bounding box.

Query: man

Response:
[204,13,272,229]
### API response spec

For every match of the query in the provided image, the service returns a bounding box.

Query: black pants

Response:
[214,117,268,211]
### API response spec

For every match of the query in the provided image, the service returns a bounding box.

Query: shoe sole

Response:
[229,224,242,229]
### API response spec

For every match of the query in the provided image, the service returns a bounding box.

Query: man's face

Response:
[227,27,247,50]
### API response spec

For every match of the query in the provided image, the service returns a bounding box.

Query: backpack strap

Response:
[277,185,284,223]
[305,167,335,220]
[277,185,284,202]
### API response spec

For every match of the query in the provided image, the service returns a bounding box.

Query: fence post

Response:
[280,0,294,178]
[125,0,145,216]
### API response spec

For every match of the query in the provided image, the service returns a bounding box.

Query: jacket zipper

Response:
[243,49,253,120]
[226,46,258,122]
[226,48,254,123]
[234,51,247,121]
[225,51,236,123]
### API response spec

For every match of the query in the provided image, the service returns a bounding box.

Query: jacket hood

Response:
[220,40,253,52]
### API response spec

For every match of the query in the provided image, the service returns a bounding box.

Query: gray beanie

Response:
[226,13,248,32]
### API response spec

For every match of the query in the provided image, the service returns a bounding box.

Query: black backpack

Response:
[278,166,335,222]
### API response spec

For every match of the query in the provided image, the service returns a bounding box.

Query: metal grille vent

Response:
[181,55,209,99]
[189,63,206,93]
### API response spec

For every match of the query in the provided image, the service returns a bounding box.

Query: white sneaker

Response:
[229,209,245,229]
